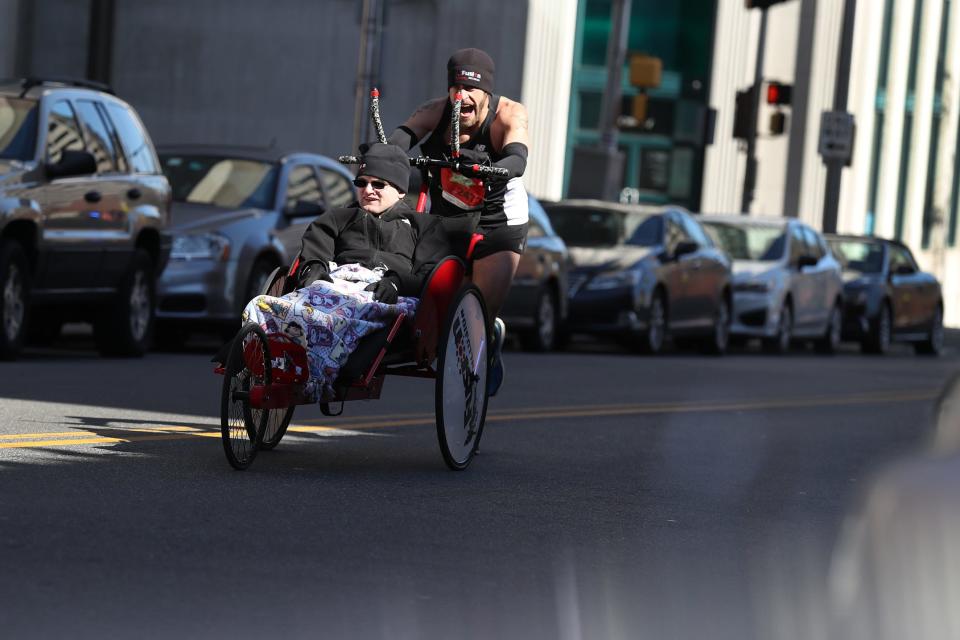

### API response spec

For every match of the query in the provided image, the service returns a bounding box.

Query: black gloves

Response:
[365,274,400,304]
[455,147,490,168]
[298,261,332,288]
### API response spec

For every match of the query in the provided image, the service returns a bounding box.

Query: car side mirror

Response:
[892,263,915,276]
[45,149,97,179]
[285,200,326,217]
[796,255,818,269]
[673,240,699,259]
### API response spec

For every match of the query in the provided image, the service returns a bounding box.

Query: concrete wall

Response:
[0,0,23,77]
[109,0,528,156]
[11,0,528,159]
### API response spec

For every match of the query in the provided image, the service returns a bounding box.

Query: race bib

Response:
[440,168,485,210]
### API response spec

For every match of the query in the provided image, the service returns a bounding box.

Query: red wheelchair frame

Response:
[216,228,492,472]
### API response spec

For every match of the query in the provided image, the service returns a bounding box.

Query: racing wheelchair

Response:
[215,137,508,472]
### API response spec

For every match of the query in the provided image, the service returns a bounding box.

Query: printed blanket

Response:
[242,263,419,401]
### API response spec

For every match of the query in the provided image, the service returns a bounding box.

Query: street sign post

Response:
[818,110,855,164]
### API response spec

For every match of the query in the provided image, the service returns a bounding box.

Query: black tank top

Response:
[419,95,509,227]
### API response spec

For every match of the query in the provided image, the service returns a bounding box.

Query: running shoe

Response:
[487,317,506,397]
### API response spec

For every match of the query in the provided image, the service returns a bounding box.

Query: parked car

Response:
[826,234,943,355]
[543,200,732,354]
[499,194,568,351]
[699,215,843,353]
[155,145,356,346]
[0,77,171,359]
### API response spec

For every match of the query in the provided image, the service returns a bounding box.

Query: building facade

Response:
[703,0,960,326]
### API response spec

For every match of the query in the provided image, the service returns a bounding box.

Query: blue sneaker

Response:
[487,318,505,397]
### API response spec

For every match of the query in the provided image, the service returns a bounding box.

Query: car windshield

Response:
[829,239,885,273]
[160,155,279,209]
[703,222,785,261]
[545,205,651,247]
[0,97,39,161]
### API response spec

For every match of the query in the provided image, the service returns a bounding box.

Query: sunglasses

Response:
[353,177,389,190]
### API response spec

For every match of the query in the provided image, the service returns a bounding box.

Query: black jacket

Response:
[296,200,450,296]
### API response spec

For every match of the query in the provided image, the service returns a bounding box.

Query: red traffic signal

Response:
[766,81,792,106]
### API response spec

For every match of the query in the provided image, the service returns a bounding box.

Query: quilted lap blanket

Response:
[241,264,419,401]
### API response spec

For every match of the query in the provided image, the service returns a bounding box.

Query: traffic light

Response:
[766,81,792,106]
[769,111,787,135]
[733,87,756,140]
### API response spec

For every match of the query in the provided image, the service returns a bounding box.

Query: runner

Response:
[384,47,531,396]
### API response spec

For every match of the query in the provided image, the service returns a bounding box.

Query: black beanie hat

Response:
[447,48,495,94]
[358,143,410,193]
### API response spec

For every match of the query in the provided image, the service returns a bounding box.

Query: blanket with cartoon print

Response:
[242,263,418,402]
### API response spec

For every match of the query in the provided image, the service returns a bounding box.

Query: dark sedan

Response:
[499,195,569,351]
[544,200,732,354]
[826,234,943,355]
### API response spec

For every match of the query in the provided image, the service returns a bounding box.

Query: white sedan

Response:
[699,215,843,353]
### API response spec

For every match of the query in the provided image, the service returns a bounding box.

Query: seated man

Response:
[239,143,448,400]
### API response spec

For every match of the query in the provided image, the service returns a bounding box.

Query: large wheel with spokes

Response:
[220,324,271,470]
[435,284,490,470]
[258,406,295,450]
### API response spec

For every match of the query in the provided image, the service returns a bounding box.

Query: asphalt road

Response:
[1,331,958,639]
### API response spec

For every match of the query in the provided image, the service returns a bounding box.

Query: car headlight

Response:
[171,232,231,261]
[586,269,642,291]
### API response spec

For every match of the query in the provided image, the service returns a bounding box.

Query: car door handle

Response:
[84,190,102,203]
[127,188,142,200]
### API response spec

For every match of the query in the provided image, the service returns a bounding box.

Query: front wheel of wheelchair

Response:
[259,407,294,451]
[220,324,271,470]
[435,284,490,470]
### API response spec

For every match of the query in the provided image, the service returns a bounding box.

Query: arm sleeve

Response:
[387,126,420,151]
[296,212,342,285]
[492,142,528,178]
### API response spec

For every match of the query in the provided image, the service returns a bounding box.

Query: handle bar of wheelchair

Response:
[338,155,509,179]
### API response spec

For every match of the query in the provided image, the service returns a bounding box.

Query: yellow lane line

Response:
[0,389,939,450]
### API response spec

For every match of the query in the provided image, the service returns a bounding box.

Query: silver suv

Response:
[0,78,171,359]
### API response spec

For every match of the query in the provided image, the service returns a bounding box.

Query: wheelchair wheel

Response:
[435,284,490,470]
[258,407,294,451]
[220,324,271,470]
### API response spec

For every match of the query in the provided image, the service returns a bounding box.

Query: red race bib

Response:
[440,168,485,210]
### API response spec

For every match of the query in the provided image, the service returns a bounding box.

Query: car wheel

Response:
[700,295,730,355]
[815,303,842,354]
[914,305,944,356]
[762,303,792,354]
[519,287,558,352]
[94,249,155,357]
[636,290,667,354]
[0,240,30,360]
[861,302,891,355]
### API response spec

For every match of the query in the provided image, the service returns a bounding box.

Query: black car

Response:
[544,200,732,354]
[499,194,569,351]
[826,234,943,355]
[0,78,171,359]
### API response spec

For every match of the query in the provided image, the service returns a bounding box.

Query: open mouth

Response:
[460,103,475,116]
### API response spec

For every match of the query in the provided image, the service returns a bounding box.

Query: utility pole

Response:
[567,0,631,200]
[821,0,857,233]
[352,0,383,152]
[598,0,632,152]
[740,7,768,214]
[87,0,115,85]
